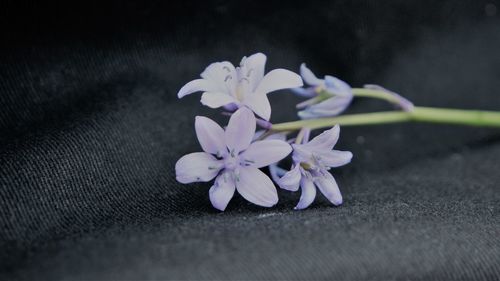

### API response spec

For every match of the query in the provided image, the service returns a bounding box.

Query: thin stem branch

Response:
[351,88,401,104]
[271,106,500,132]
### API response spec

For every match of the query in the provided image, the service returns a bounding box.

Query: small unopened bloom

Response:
[294,64,353,119]
[175,107,292,211]
[276,125,352,209]
[177,53,303,121]
[363,84,414,111]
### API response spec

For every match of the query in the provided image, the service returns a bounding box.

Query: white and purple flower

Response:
[177,53,303,121]
[175,107,292,211]
[294,64,353,119]
[276,125,353,209]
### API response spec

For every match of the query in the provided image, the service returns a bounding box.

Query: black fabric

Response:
[1,1,500,280]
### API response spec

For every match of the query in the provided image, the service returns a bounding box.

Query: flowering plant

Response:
[175,52,500,211]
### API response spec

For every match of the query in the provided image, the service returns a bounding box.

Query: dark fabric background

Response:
[1,1,500,280]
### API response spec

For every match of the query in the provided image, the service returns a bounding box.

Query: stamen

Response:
[244,159,255,164]
[224,75,232,82]
[223,66,231,72]
[239,77,250,84]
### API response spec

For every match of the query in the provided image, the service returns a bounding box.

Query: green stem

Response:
[271,107,500,132]
[351,88,402,104]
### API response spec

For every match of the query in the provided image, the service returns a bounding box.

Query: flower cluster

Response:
[175,53,354,211]
[294,63,353,119]
[172,52,500,210]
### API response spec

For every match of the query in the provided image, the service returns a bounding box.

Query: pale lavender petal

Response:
[297,109,327,120]
[252,130,266,141]
[241,140,292,168]
[294,178,317,210]
[264,132,287,141]
[277,165,301,192]
[292,87,317,98]
[209,172,236,211]
[269,164,288,182]
[195,116,226,156]
[225,107,256,153]
[364,84,414,111]
[177,79,218,98]
[240,53,267,91]
[201,61,237,92]
[298,95,352,119]
[253,130,286,141]
[236,166,278,207]
[175,152,223,184]
[324,75,352,96]
[309,94,352,110]
[315,172,342,206]
[243,93,272,121]
[201,92,237,108]
[303,125,340,151]
[296,96,320,109]
[291,144,312,164]
[320,150,353,168]
[255,69,303,95]
[300,63,323,86]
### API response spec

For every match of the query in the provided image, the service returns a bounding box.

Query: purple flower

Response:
[276,125,352,210]
[177,53,303,121]
[175,107,292,211]
[294,64,353,119]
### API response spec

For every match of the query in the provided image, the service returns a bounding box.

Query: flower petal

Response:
[315,172,342,206]
[201,61,237,93]
[209,172,236,211]
[240,53,267,91]
[236,166,278,207]
[195,116,226,156]
[225,107,256,153]
[292,87,317,98]
[243,93,272,121]
[241,140,292,168]
[294,178,317,210]
[200,92,237,108]
[324,75,351,96]
[178,79,218,98]
[303,125,340,151]
[320,150,353,168]
[300,63,323,86]
[175,152,223,184]
[255,69,303,95]
[298,95,352,119]
[265,132,287,141]
[269,164,288,182]
[277,165,301,192]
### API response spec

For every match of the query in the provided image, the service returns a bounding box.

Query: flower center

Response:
[300,162,312,170]
[224,154,240,171]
